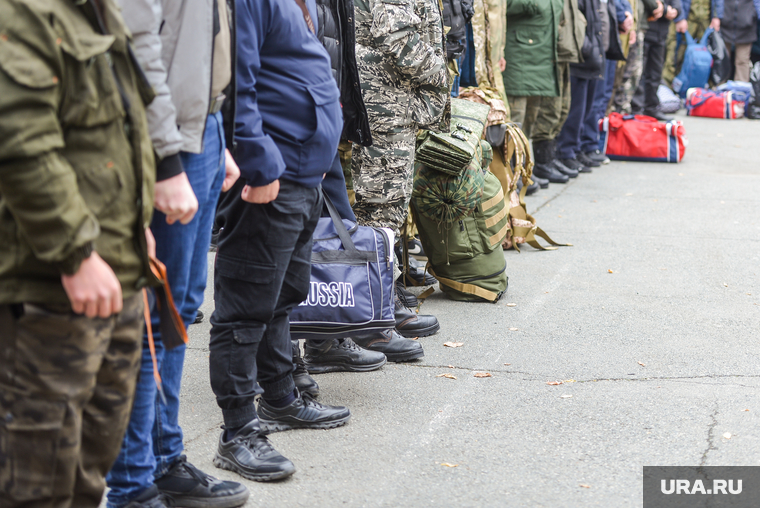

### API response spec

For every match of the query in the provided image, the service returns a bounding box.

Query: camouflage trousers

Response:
[508,62,571,142]
[612,29,646,113]
[0,294,143,508]
[663,13,710,85]
[351,127,417,237]
[339,140,355,206]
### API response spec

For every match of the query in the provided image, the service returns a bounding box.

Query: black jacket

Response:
[646,0,682,41]
[316,0,373,146]
[442,0,468,60]
[571,0,626,79]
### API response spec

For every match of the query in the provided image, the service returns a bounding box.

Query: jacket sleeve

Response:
[712,0,724,17]
[506,0,541,17]
[367,0,447,87]
[616,0,632,22]
[0,16,99,275]
[234,0,286,187]
[640,0,660,16]
[674,0,688,21]
[118,0,185,182]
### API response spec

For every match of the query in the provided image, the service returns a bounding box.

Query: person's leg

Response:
[735,43,753,82]
[0,296,142,508]
[632,35,654,113]
[152,112,226,477]
[581,64,608,154]
[644,36,667,113]
[506,95,529,128]
[613,30,645,113]
[556,75,589,160]
[321,151,357,221]
[663,23,679,85]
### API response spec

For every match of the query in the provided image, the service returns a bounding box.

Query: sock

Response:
[223,425,243,442]
[265,389,297,408]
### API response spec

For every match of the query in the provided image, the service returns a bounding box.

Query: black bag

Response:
[747,62,760,119]
[707,30,731,85]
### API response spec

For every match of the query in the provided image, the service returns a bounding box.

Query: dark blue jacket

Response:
[235,0,343,188]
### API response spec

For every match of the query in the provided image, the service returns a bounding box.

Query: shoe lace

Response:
[337,337,361,351]
[240,433,275,455]
[293,350,309,375]
[175,456,210,487]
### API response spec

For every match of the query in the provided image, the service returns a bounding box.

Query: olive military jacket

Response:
[504,0,566,96]
[0,0,156,304]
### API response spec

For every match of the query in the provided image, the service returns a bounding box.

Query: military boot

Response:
[353,329,424,362]
[394,286,440,338]
[291,340,319,398]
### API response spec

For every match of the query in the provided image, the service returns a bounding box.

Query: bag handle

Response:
[321,189,360,255]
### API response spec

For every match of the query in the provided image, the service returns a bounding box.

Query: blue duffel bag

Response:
[289,195,395,340]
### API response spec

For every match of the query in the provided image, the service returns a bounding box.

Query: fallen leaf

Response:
[608,269,614,273]
[723,432,732,440]
[503,363,511,366]
[723,283,729,287]
[678,172,684,176]
[579,484,591,489]
[547,381,563,386]
[444,342,464,348]
[474,372,493,378]
[558,215,562,218]
[638,361,646,367]
[743,409,750,412]
[441,463,458,468]
[560,394,573,399]
[506,303,517,307]
[625,193,633,196]
[436,373,457,379]
[563,379,577,383]
[747,293,752,296]
[509,327,519,331]
[448,365,455,368]
[721,201,725,204]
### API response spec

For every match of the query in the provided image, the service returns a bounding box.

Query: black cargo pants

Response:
[209,179,321,429]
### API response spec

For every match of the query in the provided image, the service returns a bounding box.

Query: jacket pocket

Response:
[0,393,66,502]
[0,37,59,89]
[215,256,276,285]
[76,161,124,216]
[298,79,342,176]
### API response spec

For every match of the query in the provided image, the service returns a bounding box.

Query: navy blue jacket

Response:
[235,0,343,188]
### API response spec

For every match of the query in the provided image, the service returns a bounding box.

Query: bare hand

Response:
[621,12,634,33]
[145,228,156,259]
[710,17,720,30]
[675,19,688,33]
[222,149,241,192]
[61,252,123,318]
[154,172,198,225]
[652,0,664,20]
[241,180,280,204]
[665,5,677,20]
[498,57,506,72]
[629,29,637,44]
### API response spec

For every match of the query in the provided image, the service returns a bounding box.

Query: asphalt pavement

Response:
[176,112,760,507]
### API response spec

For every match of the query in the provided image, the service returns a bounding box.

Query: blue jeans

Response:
[556,76,599,160]
[582,58,618,153]
[106,112,226,507]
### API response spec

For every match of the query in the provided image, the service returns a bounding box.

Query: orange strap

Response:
[142,288,164,400]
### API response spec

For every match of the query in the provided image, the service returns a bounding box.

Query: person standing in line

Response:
[105,1,249,507]
[0,0,157,506]
[718,0,760,81]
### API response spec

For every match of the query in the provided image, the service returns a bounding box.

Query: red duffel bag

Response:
[599,112,687,163]
[686,87,745,119]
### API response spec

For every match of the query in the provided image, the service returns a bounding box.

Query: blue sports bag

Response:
[289,195,395,340]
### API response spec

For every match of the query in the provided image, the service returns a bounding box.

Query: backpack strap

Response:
[427,265,500,302]
[699,27,715,46]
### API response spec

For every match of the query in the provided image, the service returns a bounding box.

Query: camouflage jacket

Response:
[0,0,156,304]
[354,0,450,132]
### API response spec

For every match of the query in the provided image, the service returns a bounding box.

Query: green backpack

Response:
[411,151,509,303]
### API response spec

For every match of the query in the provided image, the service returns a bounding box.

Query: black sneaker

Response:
[584,149,610,165]
[193,311,204,324]
[213,420,295,482]
[291,340,319,398]
[575,152,600,168]
[407,237,427,261]
[394,293,440,338]
[155,455,249,508]
[303,337,387,374]
[257,391,351,433]
[353,329,424,362]
[124,486,167,508]
[532,174,550,189]
[556,158,583,176]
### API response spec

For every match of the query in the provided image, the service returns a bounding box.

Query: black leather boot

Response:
[291,340,319,398]
[394,291,440,338]
[303,338,387,374]
[353,329,424,362]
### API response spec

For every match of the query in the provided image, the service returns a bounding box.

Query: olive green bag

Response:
[411,146,509,303]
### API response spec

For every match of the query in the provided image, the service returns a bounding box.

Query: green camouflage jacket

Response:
[0,0,156,304]
[354,0,450,132]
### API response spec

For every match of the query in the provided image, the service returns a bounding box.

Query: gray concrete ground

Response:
[176,113,760,507]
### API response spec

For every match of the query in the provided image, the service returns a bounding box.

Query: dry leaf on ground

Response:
[560,394,573,398]
[579,484,591,489]
[444,342,464,348]
[638,361,646,367]
[506,303,517,307]
[509,327,519,331]
[441,463,458,468]
[608,269,614,273]
[547,381,563,386]
[743,409,750,412]
[436,373,457,379]
[723,432,732,439]
[563,379,577,383]
[474,372,493,378]
[448,365,455,368]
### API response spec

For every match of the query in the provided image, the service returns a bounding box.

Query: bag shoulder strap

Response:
[321,190,360,254]
[293,0,316,34]
[427,265,500,302]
